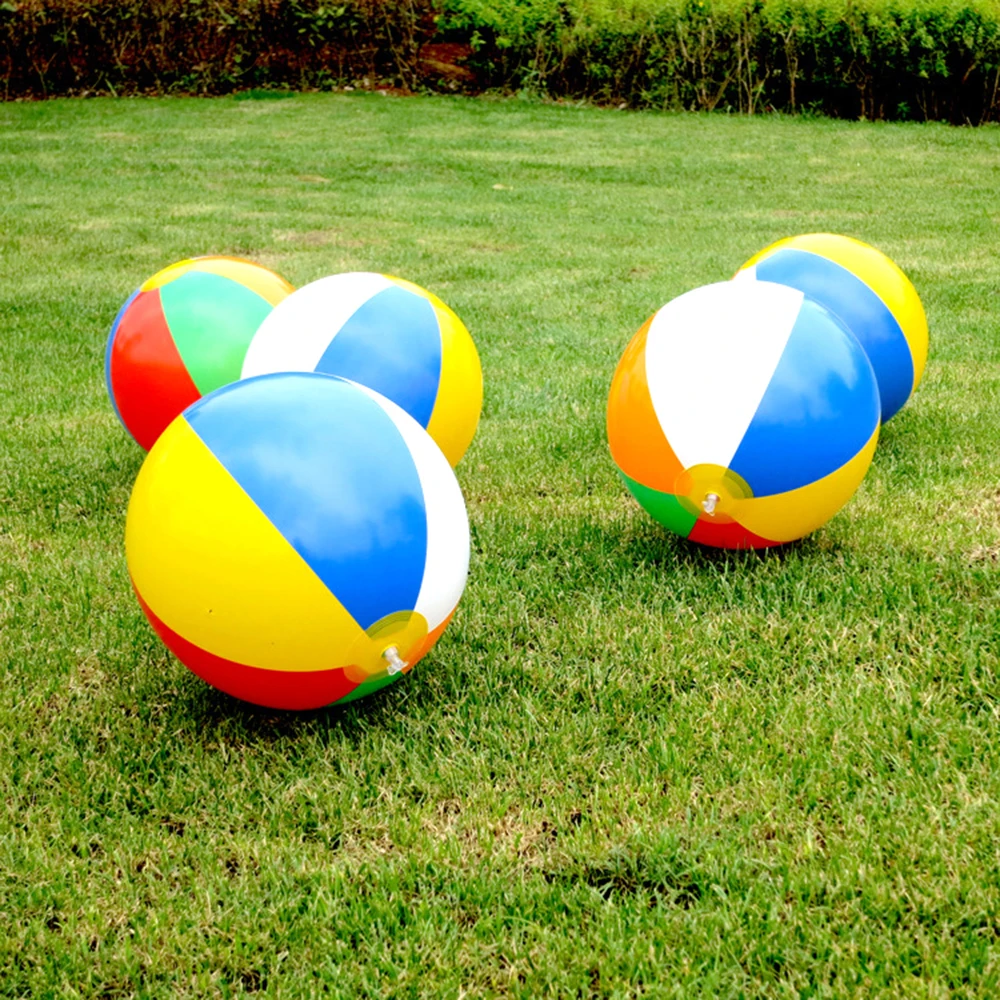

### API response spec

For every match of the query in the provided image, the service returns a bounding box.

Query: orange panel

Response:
[405,612,453,667]
[607,315,684,492]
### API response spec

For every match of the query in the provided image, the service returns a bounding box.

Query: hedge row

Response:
[3,0,1000,121]
[0,1,432,97]
[446,0,1000,121]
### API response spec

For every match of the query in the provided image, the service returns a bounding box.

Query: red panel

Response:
[134,587,360,710]
[687,518,781,550]
[109,289,202,451]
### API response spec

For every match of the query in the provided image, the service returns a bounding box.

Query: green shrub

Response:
[0,0,431,98]
[2,0,999,121]
[439,0,1000,120]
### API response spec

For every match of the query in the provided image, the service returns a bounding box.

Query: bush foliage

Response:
[3,0,1000,121]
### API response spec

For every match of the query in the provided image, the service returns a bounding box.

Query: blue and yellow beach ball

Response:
[736,233,928,422]
[607,281,880,548]
[126,372,470,710]
[241,273,482,466]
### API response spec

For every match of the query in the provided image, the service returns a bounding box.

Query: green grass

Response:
[1,92,999,997]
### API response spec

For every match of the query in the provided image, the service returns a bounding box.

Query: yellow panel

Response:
[140,258,196,292]
[126,417,368,672]
[733,427,879,542]
[190,256,294,306]
[743,233,929,393]
[386,275,483,467]
[342,610,429,684]
[673,463,752,520]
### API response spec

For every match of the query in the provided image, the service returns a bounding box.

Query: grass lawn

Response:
[1,92,1000,998]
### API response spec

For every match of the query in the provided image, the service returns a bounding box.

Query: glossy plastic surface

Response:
[242,272,483,466]
[126,372,470,709]
[737,233,928,422]
[608,280,880,549]
[105,256,293,450]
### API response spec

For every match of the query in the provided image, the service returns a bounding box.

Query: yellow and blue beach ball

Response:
[607,281,880,548]
[241,273,483,466]
[126,372,470,710]
[736,233,928,422]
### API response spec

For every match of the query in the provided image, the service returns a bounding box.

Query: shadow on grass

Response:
[614,514,821,568]
[121,492,985,749]
[485,503,829,585]
[173,680,397,741]
[141,522,824,745]
[149,657,423,751]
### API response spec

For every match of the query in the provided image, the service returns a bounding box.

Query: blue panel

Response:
[186,372,428,630]
[729,298,880,497]
[105,286,141,429]
[316,285,442,428]
[754,249,914,421]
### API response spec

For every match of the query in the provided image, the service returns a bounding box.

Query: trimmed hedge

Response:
[0,1,432,97]
[443,0,1000,121]
[3,0,1000,121]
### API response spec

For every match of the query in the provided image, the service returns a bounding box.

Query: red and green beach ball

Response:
[105,256,294,450]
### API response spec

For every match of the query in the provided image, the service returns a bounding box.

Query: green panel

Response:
[336,671,401,706]
[160,270,273,395]
[620,471,698,538]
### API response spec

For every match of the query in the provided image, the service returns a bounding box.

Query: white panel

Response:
[731,263,758,283]
[352,382,470,632]
[240,272,394,378]
[644,280,803,469]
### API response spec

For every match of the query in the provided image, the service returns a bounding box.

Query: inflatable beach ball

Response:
[241,272,482,467]
[106,256,294,450]
[607,281,881,549]
[126,372,470,710]
[736,233,928,422]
